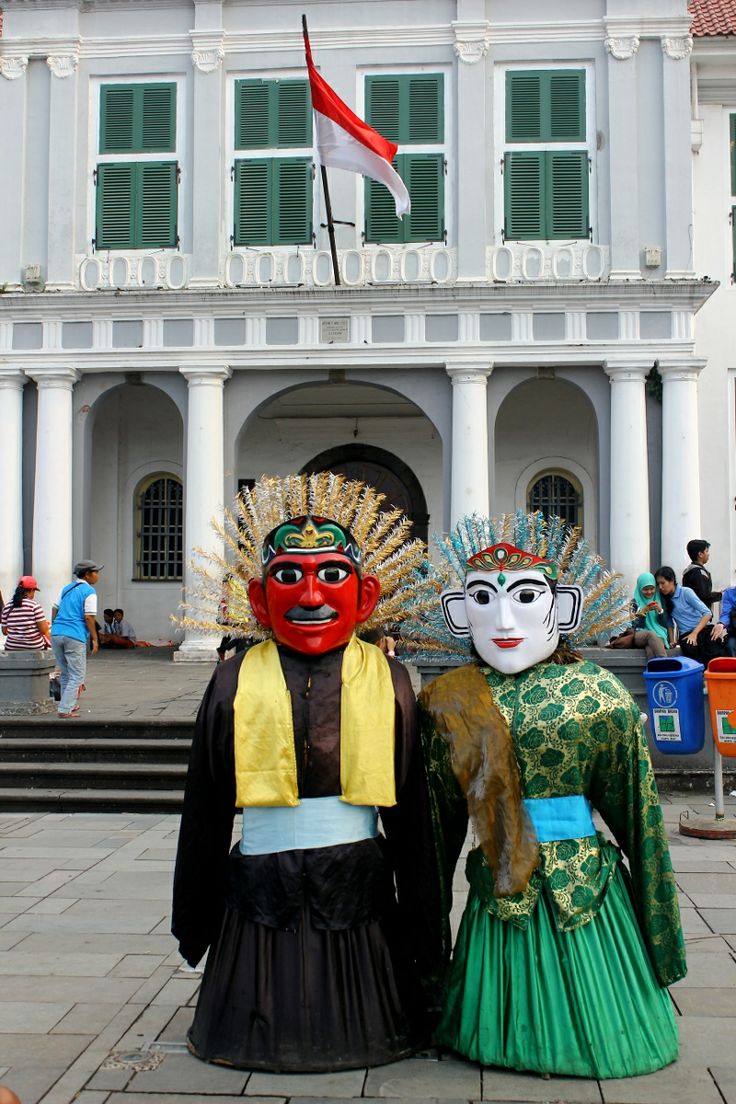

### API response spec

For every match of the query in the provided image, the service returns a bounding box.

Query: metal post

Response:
[714,744,726,819]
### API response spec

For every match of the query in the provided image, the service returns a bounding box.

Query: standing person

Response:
[655,565,726,664]
[682,539,722,611]
[718,582,736,658]
[0,576,50,651]
[173,477,441,1072]
[414,517,685,1079]
[50,561,102,719]
[630,572,670,658]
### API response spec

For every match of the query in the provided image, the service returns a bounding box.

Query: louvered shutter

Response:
[235,80,271,149]
[406,154,444,240]
[547,151,588,239]
[504,152,544,239]
[366,74,443,145]
[100,87,136,153]
[234,159,270,245]
[366,77,401,143]
[141,84,176,151]
[96,163,135,248]
[276,81,312,147]
[138,162,178,247]
[507,70,585,143]
[274,158,312,244]
[365,172,403,243]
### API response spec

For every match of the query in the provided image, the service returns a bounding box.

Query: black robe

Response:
[172,643,442,1072]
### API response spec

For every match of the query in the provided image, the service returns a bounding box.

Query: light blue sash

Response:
[240,795,378,856]
[524,795,596,843]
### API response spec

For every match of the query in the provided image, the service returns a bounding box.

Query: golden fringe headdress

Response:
[178,472,431,640]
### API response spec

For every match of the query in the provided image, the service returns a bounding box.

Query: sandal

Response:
[58,712,79,719]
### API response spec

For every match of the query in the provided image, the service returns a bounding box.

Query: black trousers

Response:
[677,626,726,665]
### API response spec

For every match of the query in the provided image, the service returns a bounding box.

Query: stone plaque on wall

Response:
[320,317,350,343]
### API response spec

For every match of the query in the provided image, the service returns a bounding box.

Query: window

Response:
[527,471,582,528]
[95,83,179,250]
[364,73,445,243]
[135,474,183,581]
[503,70,590,241]
[731,114,736,281]
[233,79,313,247]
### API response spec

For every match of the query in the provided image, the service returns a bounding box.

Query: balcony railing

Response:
[74,241,609,292]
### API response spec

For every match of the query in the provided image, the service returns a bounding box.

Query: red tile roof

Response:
[689,0,736,36]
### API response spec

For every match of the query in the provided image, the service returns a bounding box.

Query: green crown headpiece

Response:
[467,541,558,581]
[261,515,362,569]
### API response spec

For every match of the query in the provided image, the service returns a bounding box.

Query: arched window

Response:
[134,473,183,581]
[527,471,582,529]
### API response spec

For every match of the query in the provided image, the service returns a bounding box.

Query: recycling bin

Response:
[643,656,705,755]
[705,657,736,758]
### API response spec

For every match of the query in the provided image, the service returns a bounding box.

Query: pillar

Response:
[46,51,79,288]
[661,34,695,278]
[190,1,225,287]
[453,7,491,279]
[25,366,79,608]
[0,369,27,606]
[604,359,652,586]
[0,56,28,284]
[658,356,705,566]
[175,364,231,661]
[447,361,492,524]
[604,34,641,279]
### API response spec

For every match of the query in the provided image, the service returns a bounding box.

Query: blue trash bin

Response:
[643,656,705,754]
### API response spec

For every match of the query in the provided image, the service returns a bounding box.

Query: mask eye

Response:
[513,588,542,605]
[317,565,351,584]
[272,566,303,584]
[472,589,491,605]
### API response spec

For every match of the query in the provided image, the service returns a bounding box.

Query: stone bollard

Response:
[0,650,56,716]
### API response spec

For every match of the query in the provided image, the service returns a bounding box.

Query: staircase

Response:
[0,718,193,812]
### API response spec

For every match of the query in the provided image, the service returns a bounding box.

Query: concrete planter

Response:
[0,650,56,716]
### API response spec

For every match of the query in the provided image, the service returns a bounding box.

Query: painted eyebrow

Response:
[467,579,498,593]
[506,578,549,593]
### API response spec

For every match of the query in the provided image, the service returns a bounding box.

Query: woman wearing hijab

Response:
[631,572,670,659]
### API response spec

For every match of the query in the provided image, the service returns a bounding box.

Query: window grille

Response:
[528,472,582,528]
[135,475,183,581]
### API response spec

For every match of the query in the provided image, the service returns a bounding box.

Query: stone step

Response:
[0,786,185,813]
[0,718,194,741]
[0,737,191,764]
[0,760,187,790]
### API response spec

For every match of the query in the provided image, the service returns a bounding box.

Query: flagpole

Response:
[303,14,341,286]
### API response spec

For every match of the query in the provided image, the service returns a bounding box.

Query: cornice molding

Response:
[661,35,693,60]
[604,35,639,60]
[0,55,29,80]
[47,51,79,77]
[451,20,492,65]
[190,29,224,73]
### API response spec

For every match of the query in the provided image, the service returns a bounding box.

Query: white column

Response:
[453,11,491,279]
[190,2,225,288]
[659,357,706,566]
[0,58,28,285]
[26,366,80,608]
[0,370,27,606]
[661,35,695,278]
[46,52,79,289]
[604,359,652,587]
[447,361,492,524]
[175,364,231,662]
[604,36,641,279]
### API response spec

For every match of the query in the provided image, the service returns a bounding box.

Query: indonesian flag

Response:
[304,29,410,217]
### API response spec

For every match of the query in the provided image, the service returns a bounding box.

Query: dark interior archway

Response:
[301,444,429,545]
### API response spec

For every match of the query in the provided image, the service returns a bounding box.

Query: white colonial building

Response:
[0,0,732,656]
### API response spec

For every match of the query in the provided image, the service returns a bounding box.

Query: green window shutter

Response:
[730,115,736,195]
[507,70,585,143]
[235,80,271,149]
[366,74,443,144]
[547,151,588,238]
[273,157,312,244]
[100,86,136,153]
[504,152,544,239]
[95,163,135,248]
[138,162,178,247]
[405,154,444,240]
[234,159,270,245]
[100,84,175,153]
[140,84,176,151]
[366,77,402,143]
[365,172,403,243]
[235,79,311,149]
[276,81,312,147]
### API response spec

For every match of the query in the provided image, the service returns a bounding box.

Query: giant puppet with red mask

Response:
[172,475,441,1072]
[405,513,686,1081]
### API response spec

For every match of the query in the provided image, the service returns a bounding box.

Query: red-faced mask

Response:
[248,552,380,654]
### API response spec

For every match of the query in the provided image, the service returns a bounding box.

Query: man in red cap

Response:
[1,576,50,651]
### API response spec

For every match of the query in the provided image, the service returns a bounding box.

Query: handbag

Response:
[609,629,636,649]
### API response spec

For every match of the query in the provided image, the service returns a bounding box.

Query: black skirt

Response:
[188,900,415,1072]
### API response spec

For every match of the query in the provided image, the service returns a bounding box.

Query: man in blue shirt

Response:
[719,585,736,658]
[655,565,726,665]
[50,561,102,718]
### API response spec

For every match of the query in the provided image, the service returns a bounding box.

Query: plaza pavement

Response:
[1,651,736,1103]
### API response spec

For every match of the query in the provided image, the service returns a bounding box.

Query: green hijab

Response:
[633,572,669,644]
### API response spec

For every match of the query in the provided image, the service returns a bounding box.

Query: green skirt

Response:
[436,863,678,1079]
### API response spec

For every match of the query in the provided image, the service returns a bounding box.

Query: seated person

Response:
[100,607,137,649]
[682,539,722,611]
[719,584,736,658]
[630,572,669,659]
[656,565,726,664]
[1,576,50,651]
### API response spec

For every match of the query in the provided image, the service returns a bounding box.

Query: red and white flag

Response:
[304,29,410,217]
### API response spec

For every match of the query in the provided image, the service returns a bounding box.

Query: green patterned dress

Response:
[419,659,686,1079]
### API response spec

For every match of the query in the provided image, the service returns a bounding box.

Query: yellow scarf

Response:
[233,635,396,808]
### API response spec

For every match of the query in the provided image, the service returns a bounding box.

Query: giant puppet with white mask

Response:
[172,474,442,1072]
[406,513,686,1080]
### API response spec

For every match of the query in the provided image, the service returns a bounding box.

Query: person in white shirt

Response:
[99,607,137,649]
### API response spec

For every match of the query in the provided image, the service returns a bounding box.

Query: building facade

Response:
[0,0,726,656]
